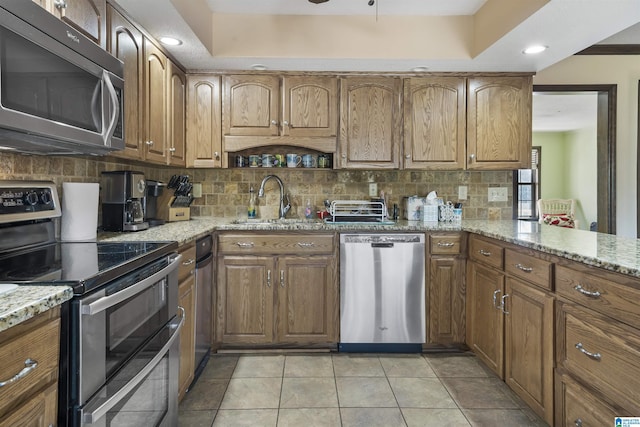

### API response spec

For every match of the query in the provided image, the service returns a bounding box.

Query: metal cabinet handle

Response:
[515,263,533,273]
[574,285,601,298]
[405,154,411,159]
[145,140,154,146]
[214,151,220,160]
[236,242,255,248]
[500,294,509,314]
[283,120,289,127]
[54,0,67,9]
[280,270,285,287]
[479,249,492,256]
[574,418,583,427]
[267,270,271,287]
[182,259,195,266]
[297,242,315,248]
[0,359,38,387]
[575,342,601,361]
[492,289,502,309]
[168,147,176,153]
[271,119,278,126]
[469,153,475,160]
[437,242,455,247]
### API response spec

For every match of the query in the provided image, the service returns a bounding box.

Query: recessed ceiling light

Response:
[411,66,429,72]
[523,45,548,55]
[159,36,182,46]
[251,64,268,71]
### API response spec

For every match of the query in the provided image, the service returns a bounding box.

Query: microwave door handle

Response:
[81,309,185,424]
[81,253,181,316]
[90,79,101,132]
[102,70,119,145]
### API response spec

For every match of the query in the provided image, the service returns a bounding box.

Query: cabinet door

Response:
[187,76,222,168]
[403,77,466,170]
[504,277,554,425]
[107,6,143,160]
[143,39,168,164]
[467,76,532,170]
[466,261,505,378]
[222,75,280,136]
[339,77,402,169]
[216,256,275,344]
[53,0,106,48]
[276,256,338,343]
[167,60,186,166]
[282,76,338,138]
[428,255,465,345]
[178,276,195,402]
[0,383,57,427]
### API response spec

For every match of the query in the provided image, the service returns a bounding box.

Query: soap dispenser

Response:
[248,186,256,218]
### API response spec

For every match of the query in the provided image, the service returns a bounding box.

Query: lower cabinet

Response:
[216,233,338,347]
[177,242,196,402]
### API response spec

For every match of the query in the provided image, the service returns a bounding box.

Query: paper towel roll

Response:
[61,182,99,241]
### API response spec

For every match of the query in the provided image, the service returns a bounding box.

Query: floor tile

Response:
[232,355,285,378]
[340,407,406,427]
[280,377,339,408]
[277,408,342,427]
[389,377,457,409]
[425,355,493,378]
[180,379,229,411]
[219,378,282,409]
[401,408,472,427]
[178,409,216,427]
[332,355,385,377]
[462,408,546,426]
[213,409,278,427]
[379,355,436,377]
[442,377,523,409]
[201,355,238,379]
[284,355,334,378]
[336,377,397,408]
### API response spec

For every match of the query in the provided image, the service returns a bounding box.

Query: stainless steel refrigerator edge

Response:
[339,234,425,352]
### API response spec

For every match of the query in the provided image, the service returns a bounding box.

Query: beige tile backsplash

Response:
[0,152,514,221]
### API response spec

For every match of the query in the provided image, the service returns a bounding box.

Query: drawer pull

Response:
[479,249,492,257]
[0,358,38,387]
[574,285,601,298]
[500,294,510,315]
[575,342,602,361]
[297,242,315,248]
[236,242,255,248]
[515,263,533,273]
[492,289,502,309]
[280,270,285,287]
[574,419,583,427]
[182,258,195,266]
[267,270,271,287]
[437,242,455,248]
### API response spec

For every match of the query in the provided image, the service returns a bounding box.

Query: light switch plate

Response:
[458,186,468,200]
[192,183,202,198]
[369,183,378,197]
[488,187,508,202]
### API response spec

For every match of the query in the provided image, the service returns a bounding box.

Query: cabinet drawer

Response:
[0,314,60,419]
[430,234,462,255]
[468,235,504,269]
[556,264,640,329]
[178,243,196,281]
[558,302,640,413]
[505,249,552,290]
[555,372,619,427]
[218,233,335,255]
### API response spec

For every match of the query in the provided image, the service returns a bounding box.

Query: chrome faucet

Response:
[257,175,291,219]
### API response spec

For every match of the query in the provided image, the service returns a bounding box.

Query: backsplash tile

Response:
[0,153,514,221]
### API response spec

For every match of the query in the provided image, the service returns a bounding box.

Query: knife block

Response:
[156,192,190,222]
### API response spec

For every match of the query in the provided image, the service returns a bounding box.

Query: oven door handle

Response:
[81,308,185,424]
[82,253,182,316]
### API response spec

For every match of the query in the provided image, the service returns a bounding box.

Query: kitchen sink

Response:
[231,218,320,225]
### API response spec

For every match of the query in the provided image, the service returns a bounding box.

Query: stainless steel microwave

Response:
[0,0,124,156]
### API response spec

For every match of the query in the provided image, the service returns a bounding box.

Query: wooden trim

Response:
[576,44,640,55]
[532,85,616,234]
[223,136,337,153]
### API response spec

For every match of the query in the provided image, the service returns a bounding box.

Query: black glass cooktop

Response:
[0,240,178,294]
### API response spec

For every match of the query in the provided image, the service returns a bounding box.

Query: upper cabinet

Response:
[403,77,466,170]
[143,39,168,164]
[222,75,338,153]
[186,75,222,168]
[167,60,187,167]
[339,77,402,169]
[36,0,107,49]
[467,76,532,170]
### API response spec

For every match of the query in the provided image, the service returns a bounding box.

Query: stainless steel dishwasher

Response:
[339,233,425,352]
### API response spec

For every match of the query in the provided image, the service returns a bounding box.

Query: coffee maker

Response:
[101,171,149,231]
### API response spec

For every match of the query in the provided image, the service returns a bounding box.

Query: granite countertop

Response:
[0,286,73,333]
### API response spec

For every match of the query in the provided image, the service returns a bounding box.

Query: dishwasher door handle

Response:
[371,243,394,248]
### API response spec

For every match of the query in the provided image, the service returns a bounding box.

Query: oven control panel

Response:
[0,181,61,222]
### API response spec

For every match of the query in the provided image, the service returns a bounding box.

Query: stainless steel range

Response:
[0,181,183,427]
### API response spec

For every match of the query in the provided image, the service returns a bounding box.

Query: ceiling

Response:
[113,0,640,73]
[532,92,598,132]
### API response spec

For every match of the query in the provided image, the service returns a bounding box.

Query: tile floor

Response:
[178,353,548,427]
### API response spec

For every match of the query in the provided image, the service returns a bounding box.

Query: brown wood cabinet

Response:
[36,0,106,49]
[143,38,168,164]
[339,77,402,169]
[427,233,466,346]
[403,77,466,170]
[177,242,196,402]
[167,60,186,166]
[216,233,338,347]
[555,371,619,427]
[0,308,60,426]
[467,76,532,170]
[186,75,222,168]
